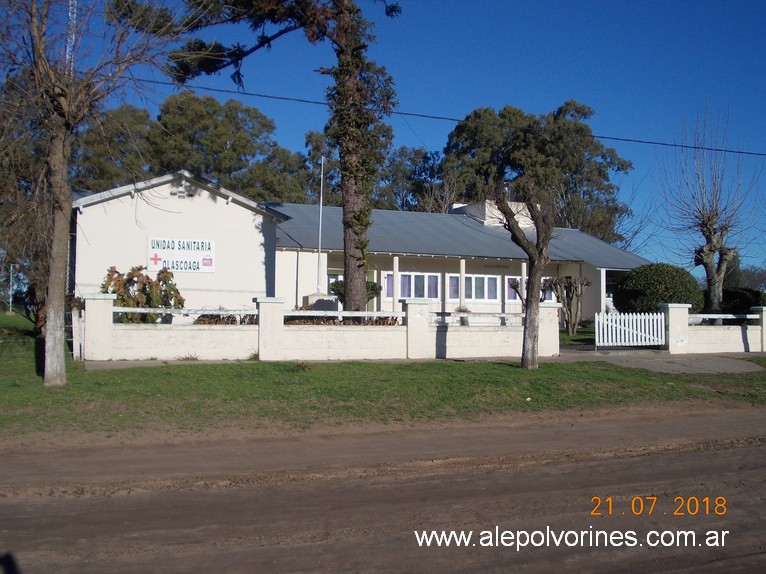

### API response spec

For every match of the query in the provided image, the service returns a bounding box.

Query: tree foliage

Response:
[613,263,704,314]
[71,93,310,201]
[547,276,591,336]
[72,104,153,190]
[445,101,627,368]
[147,92,308,201]
[444,101,632,241]
[121,0,399,311]
[741,264,766,292]
[328,279,381,306]
[100,265,185,323]
[0,73,52,334]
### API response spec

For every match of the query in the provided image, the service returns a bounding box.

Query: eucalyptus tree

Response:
[445,101,630,368]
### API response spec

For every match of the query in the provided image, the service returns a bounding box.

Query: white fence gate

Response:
[595,312,666,348]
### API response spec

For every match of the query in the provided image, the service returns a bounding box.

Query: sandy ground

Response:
[1,401,765,573]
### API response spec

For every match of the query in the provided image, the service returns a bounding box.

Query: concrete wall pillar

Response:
[752,307,766,352]
[404,298,432,359]
[256,297,285,360]
[83,293,116,361]
[539,302,562,357]
[659,304,691,354]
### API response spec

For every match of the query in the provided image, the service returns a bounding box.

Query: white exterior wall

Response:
[74,180,275,310]
[583,264,605,318]
[275,250,328,309]
[283,247,611,329]
[368,255,527,315]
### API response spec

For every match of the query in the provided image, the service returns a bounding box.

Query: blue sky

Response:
[131,1,766,269]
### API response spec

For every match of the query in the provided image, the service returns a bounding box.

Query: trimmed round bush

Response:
[613,263,704,313]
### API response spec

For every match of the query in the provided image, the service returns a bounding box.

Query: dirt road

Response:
[1,402,764,573]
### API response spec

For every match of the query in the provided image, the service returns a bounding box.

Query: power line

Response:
[139,78,766,158]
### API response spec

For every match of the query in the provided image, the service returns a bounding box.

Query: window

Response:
[447,274,501,302]
[384,272,440,300]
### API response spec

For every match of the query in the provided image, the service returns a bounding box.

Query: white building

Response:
[71,171,649,318]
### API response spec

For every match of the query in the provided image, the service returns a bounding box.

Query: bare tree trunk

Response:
[522,260,544,369]
[43,120,71,388]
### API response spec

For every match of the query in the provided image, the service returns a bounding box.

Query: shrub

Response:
[329,279,381,306]
[100,266,185,323]
[613,263,703,313]
[720,288,766,314]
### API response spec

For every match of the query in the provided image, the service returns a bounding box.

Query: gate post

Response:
[255,297,285,360]
[403,299,432,359]
[752,307,766,353]
[83,293,116,361]
[659,304,691,354]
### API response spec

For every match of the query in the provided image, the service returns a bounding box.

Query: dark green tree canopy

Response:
[444,101,632,368]
[71,93,309,202]
[120,0,400,311]
[444,101,633,243]
[72,104,153,190]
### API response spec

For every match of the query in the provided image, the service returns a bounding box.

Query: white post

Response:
[255,297,285,360]
[520,261,527,300]
[539,302,562,357]
[392,255,399,313]
[459,258,466,309]
[753,307,766,353]
[659,304,691,354]
[316,156,325,293]
[83,293,116,361]
[404,298,432,359]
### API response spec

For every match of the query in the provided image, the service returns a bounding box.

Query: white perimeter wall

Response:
[687,325,762,353]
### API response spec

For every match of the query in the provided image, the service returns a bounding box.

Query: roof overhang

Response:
[72,171,286,222]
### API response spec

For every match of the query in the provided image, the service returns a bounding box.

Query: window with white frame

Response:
[384,272,440,300]
[447,274,500,302]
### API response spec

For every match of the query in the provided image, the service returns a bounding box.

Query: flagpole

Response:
[316,156,324,293]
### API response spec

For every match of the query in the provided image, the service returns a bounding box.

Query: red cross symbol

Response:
[150,253,162,265]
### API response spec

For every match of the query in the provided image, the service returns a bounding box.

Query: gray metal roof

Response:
[267,203,650,270]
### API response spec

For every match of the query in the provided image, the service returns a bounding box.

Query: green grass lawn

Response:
[560,327,595,346]
[1,314,764,437]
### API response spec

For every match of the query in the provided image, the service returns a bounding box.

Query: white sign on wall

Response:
[147,238,215,273]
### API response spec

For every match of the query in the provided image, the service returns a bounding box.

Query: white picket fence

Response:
[595,312,666,348]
